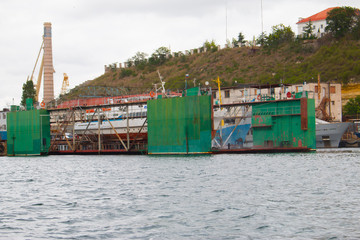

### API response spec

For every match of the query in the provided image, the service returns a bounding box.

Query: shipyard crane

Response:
[29,41,44,102]
[61,73,69,95]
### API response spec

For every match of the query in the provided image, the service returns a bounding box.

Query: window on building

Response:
[330,86,336,94]
[212,92,217,99]
[331,101,335,105]
[225,90,230,98]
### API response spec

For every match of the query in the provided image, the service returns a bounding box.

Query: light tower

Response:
[43,22,55,103]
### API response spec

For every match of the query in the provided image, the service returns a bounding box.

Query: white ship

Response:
[315,119,351,148]
[74,105,148,140]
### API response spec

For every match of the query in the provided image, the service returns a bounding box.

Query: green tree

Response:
[131,51,148,69]
[149,47,171,65]
[343,95,360,116]
[326,6,358,38]
[203,40,218,52]
[126,59,133,67]
[237,32,246,46]
[256,32,267,46]
[21,79,36,106]
[351,14,360,39]
[303,20,316,39]
[266,24,294,48]
[232,38,239,47]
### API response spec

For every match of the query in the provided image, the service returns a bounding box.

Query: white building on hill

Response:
[297,7,337,38]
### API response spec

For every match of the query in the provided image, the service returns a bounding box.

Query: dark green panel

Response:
[252,99,315,149]
[147,94,212,154]
[7,109,51,156]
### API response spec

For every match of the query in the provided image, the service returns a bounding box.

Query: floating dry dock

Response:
[5,89,315,156]
[147,89,315,154]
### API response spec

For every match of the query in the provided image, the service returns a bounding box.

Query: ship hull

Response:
[74,117,148,140]
[213,122,350,149]
[316,122,350,148]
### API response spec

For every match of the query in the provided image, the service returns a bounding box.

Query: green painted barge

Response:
[6,100,50,156]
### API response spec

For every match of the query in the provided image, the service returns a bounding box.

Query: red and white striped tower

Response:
[43,22,55,103]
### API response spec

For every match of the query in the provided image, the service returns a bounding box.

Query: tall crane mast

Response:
[61,73,69,95]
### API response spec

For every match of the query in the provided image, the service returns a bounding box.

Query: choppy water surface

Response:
[1,150,360,239]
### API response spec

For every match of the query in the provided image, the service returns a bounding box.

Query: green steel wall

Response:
[147,95,212,154]
[7,109,51,156]
[252,98,315,149]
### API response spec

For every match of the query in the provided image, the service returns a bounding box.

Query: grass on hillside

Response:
[61,38,360,101]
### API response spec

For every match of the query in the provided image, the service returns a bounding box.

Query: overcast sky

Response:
[0,0,359,108]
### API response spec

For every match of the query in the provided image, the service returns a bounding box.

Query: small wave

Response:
[31,203,44,206]
[15,218,35,222]
[256,225,269,230]
[158,214,173,219]
[0,225,22,230]
[211,208,225,213]
[11,179,34,183]
[60,219,76,224]
[158,194,170,197]
[65,202,77,207]
[240,213,256,219]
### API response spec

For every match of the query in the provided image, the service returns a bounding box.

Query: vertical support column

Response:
[328,82,331,119]
[301,98,308,130]
[72,111,75,150]
[98,109,101,154]
[43,22,55,104]
[126,105,130,150]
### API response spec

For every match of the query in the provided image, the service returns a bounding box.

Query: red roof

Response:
[297,7,338,24]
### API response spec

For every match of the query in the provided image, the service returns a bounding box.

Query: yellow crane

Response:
[213,76,222,106]
[213,76,224,127]
[29,41,44,102]
[61,73,69,95]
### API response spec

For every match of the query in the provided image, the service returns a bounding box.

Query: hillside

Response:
[63,38,360,100]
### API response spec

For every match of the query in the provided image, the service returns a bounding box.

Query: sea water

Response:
[1,150,360,239]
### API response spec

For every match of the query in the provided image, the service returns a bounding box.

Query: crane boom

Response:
[29,40,45,103]
[35,56,44,102]
[30,41,44,82]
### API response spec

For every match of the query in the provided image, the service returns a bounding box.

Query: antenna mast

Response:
[261,0,264,34]
[226,0,228,43]
[157,70,166,94]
